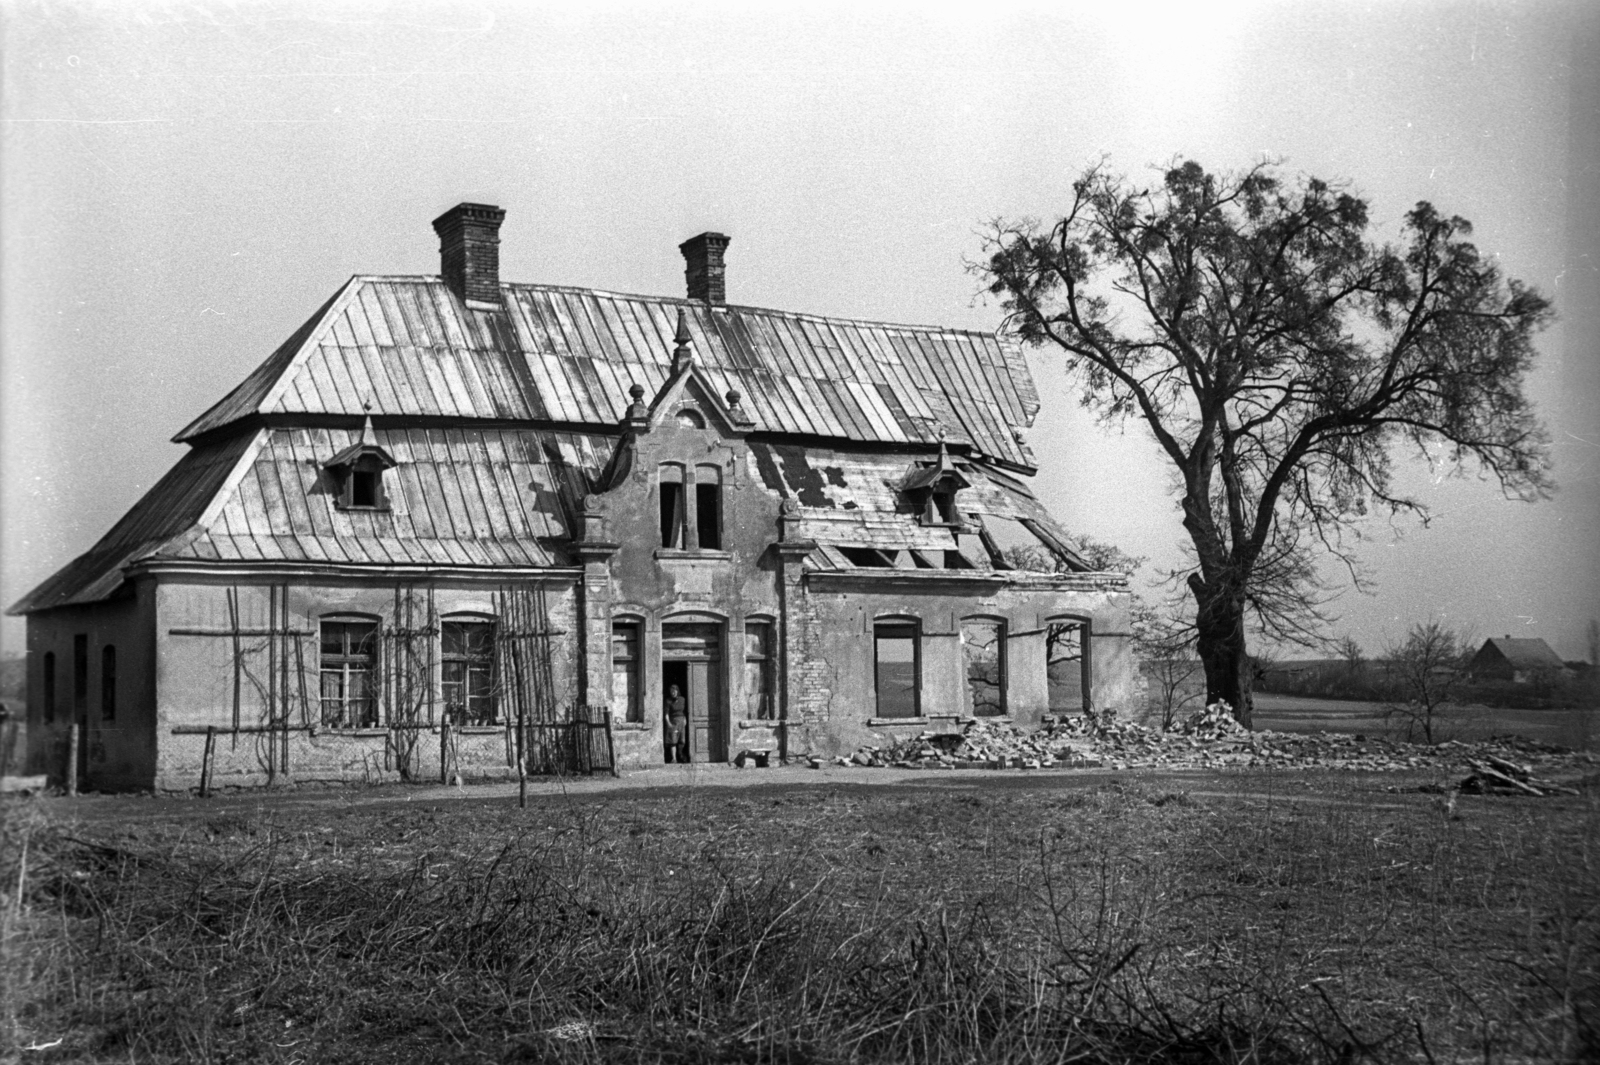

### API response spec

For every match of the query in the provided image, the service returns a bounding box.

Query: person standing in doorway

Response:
[664,684,689,763]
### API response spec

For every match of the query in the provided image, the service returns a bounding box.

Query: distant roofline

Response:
[353,274,1012,342]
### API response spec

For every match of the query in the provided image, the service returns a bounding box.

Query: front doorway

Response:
[661,622,726,763]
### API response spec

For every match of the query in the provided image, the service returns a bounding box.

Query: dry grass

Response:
[3,774,1597,1063]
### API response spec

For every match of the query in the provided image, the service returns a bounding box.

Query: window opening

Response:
[659,465,686,548]
[350,469,379,508]
[840,546,896,568]
[43,652,56,724]
[943,550,974,569]
[72,635,88,718]
[961,617,1006,717]
[612,621,643,723]
[695,465,722,551]
[101,645,117,721]
[1046,619,1088,714]
[320,619,378,727]
[441,619,496,725]
[744,622,773,720]
[874,620,919,718]
[676,408,705,428]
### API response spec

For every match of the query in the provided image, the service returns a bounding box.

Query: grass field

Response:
[1253,694,1599,750]
[4,767,1597,1064]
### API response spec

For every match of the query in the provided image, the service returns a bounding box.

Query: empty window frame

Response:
[42,652,56,724]
[101,645,117,721]
[659,464,686,548]
[960,617,1006,717]
[744,621,774,720]
[1045,618,1089,714]
[873,619,920,719]
[695,464,722,551]
[441,619,496,725]
[72,635,88,718]
[335,458,389,510]
[612,621,643,723]
[320,619,379,727]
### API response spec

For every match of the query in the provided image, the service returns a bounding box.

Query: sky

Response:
[3,0,1598,662]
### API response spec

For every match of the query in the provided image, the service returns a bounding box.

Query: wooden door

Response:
[687,658,725,763]
[663,622,725,763]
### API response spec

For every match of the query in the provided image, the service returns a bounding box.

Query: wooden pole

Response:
[200,726,216,798]
[65,723,79,797]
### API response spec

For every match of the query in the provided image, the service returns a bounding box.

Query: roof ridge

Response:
[362,274,1005,339]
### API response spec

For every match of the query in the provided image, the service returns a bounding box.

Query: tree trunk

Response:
[1191,578,1253,729]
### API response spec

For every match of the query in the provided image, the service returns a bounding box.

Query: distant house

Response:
[1467,636,1568,684]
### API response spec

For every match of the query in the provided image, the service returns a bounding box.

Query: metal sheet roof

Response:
[10,426,609,614]
[176,278,1038,468]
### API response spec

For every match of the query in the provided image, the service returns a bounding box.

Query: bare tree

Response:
[1383,621,1469,745]
[981,159,1553,727]
[1338,634,1365,677]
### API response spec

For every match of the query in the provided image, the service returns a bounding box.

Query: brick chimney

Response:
[679,232,731,305]
[432,203,506,307]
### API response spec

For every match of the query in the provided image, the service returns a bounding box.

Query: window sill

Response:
[737,719,784,729]
[653,548,732,561]
[333,505,391,513]
[868,716,930,727]
[612,722,652,731]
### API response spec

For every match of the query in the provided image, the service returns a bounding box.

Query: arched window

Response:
[72,634,88,718]
[1045,617,1089,714]
[695,464,722,551]
[319,617,379,727]
[675,408,705,429]
[42,652,56,724]
[960,616,1006,717]
[441,617,496,725]
[873,618,920,719]
[101,645,117,721]
[612,619,643,723]
[659,464,686,548]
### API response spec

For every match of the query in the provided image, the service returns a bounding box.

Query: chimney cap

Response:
[678,231,730,254]
[432,202,506,234]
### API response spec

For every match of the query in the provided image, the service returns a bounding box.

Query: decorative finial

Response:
[726,388,741,409]
[672,308,694,371]
[623,382,649,426]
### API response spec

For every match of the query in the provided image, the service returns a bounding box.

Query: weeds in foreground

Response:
[3,782,1596,1063]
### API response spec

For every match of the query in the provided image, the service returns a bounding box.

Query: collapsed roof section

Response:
[748,442,1094,574]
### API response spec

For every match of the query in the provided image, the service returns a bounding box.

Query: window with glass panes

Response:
[744,622,773,719]
[320,619,378,727]
[442,620,496,725]
[612,622,642,722]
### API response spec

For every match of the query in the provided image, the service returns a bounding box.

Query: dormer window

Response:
[323,416,397,512]
[901,440,970,528]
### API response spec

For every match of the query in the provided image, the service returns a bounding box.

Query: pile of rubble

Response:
[816,703,1595,786]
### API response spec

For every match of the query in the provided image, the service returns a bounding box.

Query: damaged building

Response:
[11,204,1135,791]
